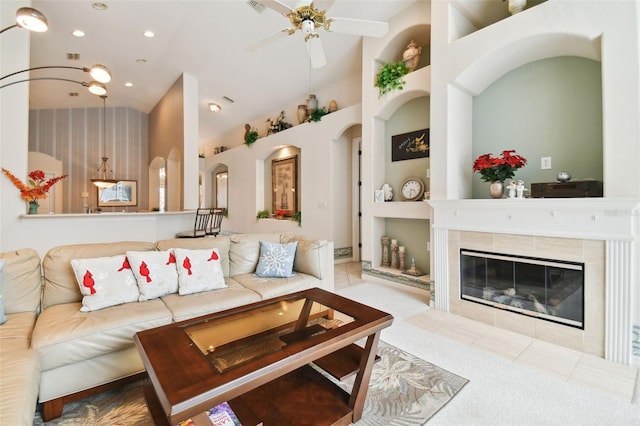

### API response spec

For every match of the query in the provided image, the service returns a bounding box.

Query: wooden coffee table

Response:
[134,287,393,426]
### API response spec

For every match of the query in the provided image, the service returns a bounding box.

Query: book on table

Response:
[176,401,241,426]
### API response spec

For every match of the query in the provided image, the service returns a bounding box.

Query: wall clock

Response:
[401,177,424,201]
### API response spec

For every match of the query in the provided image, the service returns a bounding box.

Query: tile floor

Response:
[334,261,640,403]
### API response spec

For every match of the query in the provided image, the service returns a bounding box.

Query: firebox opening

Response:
[460,249,584,329]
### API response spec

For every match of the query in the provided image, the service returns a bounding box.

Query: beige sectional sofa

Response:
[0,232,333,424]
[0,249,42,426]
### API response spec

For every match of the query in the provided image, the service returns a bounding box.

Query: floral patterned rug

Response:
[33,341,468,426]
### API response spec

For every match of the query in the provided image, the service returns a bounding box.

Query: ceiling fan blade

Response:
[328,17,389,38]
[313,0,336,12]
[244,29,289,52]
[258,0,293,16]
[306,37,326,69]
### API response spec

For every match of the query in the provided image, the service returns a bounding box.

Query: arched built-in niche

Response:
[448,32,602,199]
[211,164,228,209]
[263,146,301,216]
[148,156,165,211]
[375,23,430,70]
[471,56,602,198]
[166,148,181,211]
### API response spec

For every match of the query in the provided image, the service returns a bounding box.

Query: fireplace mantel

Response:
[428,198,639,241]
[428,197,639,364]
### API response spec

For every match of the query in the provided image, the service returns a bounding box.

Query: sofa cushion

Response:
[70,255,140,312]
[173,248,226,295]
[31,299,172,371]
[255,241,297,278]
[0,349,40,426]
[161,279,262,322]
[155,237,231,278]
[281,236,329,280]
[126,250,179,301]
[229,233,283,276]
[42,241,155,309]
[232,272,319,300]
[0,312,37,351]
[0,248,41,314]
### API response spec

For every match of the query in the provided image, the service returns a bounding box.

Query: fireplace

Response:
[460,249,584,329]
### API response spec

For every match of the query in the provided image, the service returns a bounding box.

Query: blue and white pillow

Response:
[255,241,298,278]
[0,259,6,325]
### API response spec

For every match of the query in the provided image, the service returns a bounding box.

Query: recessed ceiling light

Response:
[143,30,154,38]
[125,82,133,87]
[92,2,108,11]
[209,103,221,112]
[72,29,85,37]
[136,58,147,64]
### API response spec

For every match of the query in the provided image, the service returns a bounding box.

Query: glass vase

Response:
[489,182,505,199]
[28,201,39,214]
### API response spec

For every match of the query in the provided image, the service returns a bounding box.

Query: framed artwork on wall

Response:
[97,180,137,207]
[272,155,297,216]
[391,128,430,161]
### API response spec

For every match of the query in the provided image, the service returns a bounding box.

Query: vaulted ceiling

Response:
[20,0,419,145]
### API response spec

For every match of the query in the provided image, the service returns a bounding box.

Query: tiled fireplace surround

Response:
[429,199,639,365]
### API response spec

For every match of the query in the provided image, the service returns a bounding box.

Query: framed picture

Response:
[272,156,297,216]
[391,128,430,161]
[97,180,137,207]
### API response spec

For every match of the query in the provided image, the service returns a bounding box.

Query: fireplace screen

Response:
[460,249,584,328]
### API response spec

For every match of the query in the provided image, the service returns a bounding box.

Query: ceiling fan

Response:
[246,0,389,68]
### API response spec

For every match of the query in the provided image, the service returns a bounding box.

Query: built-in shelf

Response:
[363,264,431,292]
[374,65,430,117]
[372,200,431,219]
[449,0,547,43]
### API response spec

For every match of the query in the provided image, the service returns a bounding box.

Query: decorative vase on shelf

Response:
[306,94,318,116]
[489,182,505,199]
[402,40,422,71]
[508,0,527,15]
[28,201,39,214]
[296,105,307,124]
[381,236,390,267]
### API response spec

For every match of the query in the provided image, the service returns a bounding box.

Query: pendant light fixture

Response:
[91,95,118,188]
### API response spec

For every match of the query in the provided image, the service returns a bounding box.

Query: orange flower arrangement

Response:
[2,168,68,203]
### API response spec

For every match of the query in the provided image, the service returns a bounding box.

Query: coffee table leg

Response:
[348,331,381,422]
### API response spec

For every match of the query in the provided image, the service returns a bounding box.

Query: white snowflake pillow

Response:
[126,250,179,301]
[173,248,227,295]
[255,241,298,278]
[70,255,140,312]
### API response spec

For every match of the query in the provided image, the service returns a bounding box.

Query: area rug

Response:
[33,341,468,426]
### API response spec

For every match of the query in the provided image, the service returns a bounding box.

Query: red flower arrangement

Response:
[472,150,527,182]
[2,168,68,203]
[276,209,287,217]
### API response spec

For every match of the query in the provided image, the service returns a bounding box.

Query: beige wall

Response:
[149,75,185,211]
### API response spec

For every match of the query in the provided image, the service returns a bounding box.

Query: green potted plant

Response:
[309,107,328,123]
[256,209,270,219]
[244,130,259,147]
[375,61,411,97]
[292,211,301,226]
